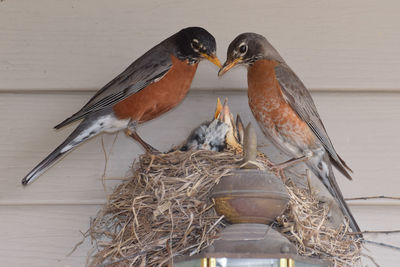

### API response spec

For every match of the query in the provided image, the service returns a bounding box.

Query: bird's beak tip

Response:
[217,58,240,77]
[202,53,222,68]
[218,67,226,77]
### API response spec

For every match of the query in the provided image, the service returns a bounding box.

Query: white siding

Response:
[1,0,400,91]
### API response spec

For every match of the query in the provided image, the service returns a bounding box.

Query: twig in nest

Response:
[67,230,89,257]
[306,169,312,195]
[346,195,400,201]
[100,133,119,194]
[95,252,148,267]
[363,240,400,252]
[361,253,380,267]
[145,154,156,173]
[102,177,131,181]
[348,230,400,235]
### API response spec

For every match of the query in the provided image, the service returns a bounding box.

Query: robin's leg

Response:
[125,121,160,154]
[274,151,313,169]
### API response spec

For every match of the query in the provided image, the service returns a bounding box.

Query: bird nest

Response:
[88,148,361,267]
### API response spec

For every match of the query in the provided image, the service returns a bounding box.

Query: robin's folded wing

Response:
[274,63,352,179]
[54,43,173,129]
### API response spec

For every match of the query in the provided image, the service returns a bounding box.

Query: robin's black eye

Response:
[191,39,200,51]
[239,44,247,54]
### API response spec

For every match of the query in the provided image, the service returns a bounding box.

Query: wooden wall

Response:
[1,1,399,266]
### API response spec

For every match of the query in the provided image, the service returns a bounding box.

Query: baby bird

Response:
[181,99,243,151]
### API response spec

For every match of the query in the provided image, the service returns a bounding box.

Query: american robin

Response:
[218,33,361,235]
[22,27,221,185]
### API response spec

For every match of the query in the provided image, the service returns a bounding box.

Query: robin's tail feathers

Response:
[331,154,353,181]
[21,125,92,185]
[22,131,94,185]
[332,180,362,236]
[22,117,108,185]
[22,148,68,185]
[325,170,360,236]
[54,111,87,129]
[309,158,361,237]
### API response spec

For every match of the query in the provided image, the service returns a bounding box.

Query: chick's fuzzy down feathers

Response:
[181,120,229,152]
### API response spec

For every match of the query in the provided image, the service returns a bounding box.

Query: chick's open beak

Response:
[214,98,223,119]
[218,57,241,76]
[201,53,222,68]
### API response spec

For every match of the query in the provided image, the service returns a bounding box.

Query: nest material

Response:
[89,150,242,267]
[88,148,361,267]
[278,181,362,266]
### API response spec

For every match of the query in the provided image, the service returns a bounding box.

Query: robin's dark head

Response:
[218,32,283,76]
[174,27,221,67]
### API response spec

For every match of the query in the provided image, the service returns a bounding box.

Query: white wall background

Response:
[1,0,399,266]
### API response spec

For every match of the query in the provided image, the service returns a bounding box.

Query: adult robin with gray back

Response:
[218,32,361,235]
[22,27,221,185]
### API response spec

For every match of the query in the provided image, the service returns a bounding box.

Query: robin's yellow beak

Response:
[201,53,222,68]
[218,57,241,76]
[214,97,223,119]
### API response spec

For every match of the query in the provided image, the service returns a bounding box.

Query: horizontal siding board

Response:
[353,206,400,266]
[0,90,399,204]
[0,205,99,267]
[0,0,400,91]
[0,205,398,266]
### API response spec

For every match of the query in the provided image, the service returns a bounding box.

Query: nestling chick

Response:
[181,120,229,152]
[181,98,244,152]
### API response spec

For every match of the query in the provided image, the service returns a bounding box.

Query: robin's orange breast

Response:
[247,59,316,148]
[113,55,198,123]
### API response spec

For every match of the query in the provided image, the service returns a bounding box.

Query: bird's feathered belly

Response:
[247,60,319,157]
[113,56,198,123]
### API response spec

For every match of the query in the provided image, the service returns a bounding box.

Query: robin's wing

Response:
[274,63,352,179]
[54,43,173,129]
